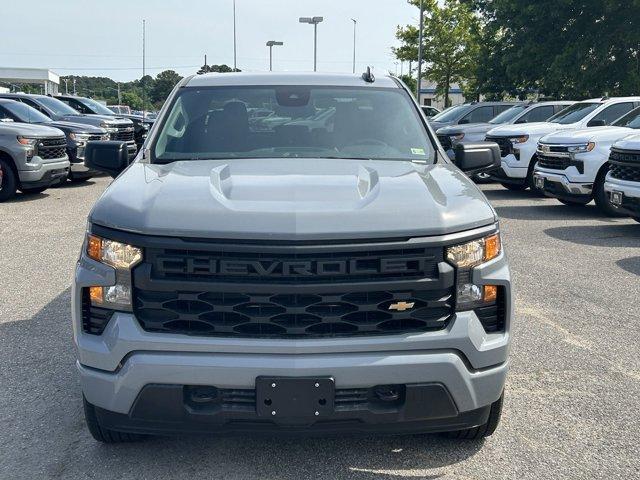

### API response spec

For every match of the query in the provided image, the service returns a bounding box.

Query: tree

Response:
[197,63,239,74]
[121,91,143,110]
[150,70,182,105]
[394,0,481,107]
[470,0,640,98]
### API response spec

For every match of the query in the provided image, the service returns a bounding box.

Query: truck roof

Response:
[185,72,400,88]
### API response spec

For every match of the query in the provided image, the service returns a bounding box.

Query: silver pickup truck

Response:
[73,72,512,443]
[0,122,70,202]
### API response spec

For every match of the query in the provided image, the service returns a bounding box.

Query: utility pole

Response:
[233,0,237,71]
[351,18,357,74]
[117,83,121,104]
[416,0,424,101]
[64,78,68,94]
[73,77,76,95]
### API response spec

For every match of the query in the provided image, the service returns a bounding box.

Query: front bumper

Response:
[605,175,640,217]
[533,168,593,201]
[18,157,70,187]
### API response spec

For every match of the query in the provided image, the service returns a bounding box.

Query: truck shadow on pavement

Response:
[0,288,483,480]
[616,256,640,276]
[544,224,640,248]
[481,188,546,202]
[494,204,619,222]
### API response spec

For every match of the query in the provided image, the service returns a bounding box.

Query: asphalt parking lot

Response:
[1,177,638,479]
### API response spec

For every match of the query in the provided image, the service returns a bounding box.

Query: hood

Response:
[487,121,571,137]
[90,158,496,241]
[540,126,635,145]
[428,120,454,131]
[437,123,493,136]
[46,120,106,134]
[60,114,133,127]
[0,122,64,137]
[612,133,640,151]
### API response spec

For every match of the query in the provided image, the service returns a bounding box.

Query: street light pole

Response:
[351,18,357,74]
[233,0,237,71]
[266,41,284,71]
[299,16,323,72]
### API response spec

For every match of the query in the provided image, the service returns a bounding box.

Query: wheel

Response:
[19,186,48,195]
[83,397,147,443]
[441,392,503,440]
[593,168,626,217]
[500,182,527,191]
[558,197,591,206]
[526,158,543,194]
[0,157,18,202]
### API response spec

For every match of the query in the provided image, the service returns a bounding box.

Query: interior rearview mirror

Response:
[453,142,501,175]
[84,141,129,178]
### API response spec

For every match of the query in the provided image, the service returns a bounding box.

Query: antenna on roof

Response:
[362,66,375,83]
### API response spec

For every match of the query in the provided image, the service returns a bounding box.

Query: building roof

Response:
[0,67,60,84]
[186,72,399,88]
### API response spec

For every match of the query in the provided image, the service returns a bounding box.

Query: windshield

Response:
[153,86,435,163]
[547,102,601,124]
[36,96,80,117]
[430,104,470,122]
[80,98,115,115]
[3,101,51,123]
[489,105,527,124]
[613,107,640,129]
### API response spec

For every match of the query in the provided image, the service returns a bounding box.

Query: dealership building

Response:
[0,67,60,95]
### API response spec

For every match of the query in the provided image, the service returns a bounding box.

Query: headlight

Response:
[86,234,142,310]
[446,233,501,269]
[99,122,119,133]
[446,233,501,310]
[511,135,529,144]
[568,142,595,153]
[69,132,91,142]
[17,136,37,146]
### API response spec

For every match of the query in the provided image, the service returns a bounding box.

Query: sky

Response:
[0,0,419,82]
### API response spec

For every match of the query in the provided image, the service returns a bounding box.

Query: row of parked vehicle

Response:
[430,97,640,222]
[0,93,153,202]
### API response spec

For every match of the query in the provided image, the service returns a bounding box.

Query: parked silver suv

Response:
[0,122,69,202]
[73,72,512,442]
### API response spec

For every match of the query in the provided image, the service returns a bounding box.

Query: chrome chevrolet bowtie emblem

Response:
[388,301,415,312]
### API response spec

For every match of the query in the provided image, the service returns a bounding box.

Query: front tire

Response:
[442,393,503,440]
[593,168,626,217]
[0,158,18,202]
[83,397,147,443]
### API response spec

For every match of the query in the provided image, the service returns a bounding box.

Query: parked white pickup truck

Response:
[605,134,640,222]
[486,97,640,191]
[533,106,640,215]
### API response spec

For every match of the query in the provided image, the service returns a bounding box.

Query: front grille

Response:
[437,135,452,150]
[485,136,512,157]
[81,289,114,335]
[537,154,571,170]
[36,136,66,159]
[146,246,440,284]
[87,134,106,141]
[537,154,584,174]
[133,288,454,338]
[609,148,640,182]
[110,125,135,142]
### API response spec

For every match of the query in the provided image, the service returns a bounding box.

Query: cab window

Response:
[460,106,494,124]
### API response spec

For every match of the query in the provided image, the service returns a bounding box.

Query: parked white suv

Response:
[605,134,640,222]
[437,101,573,159]
[486,97,640,190]
[533,106,640,215]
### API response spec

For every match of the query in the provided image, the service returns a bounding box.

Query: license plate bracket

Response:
[256,377,335,421]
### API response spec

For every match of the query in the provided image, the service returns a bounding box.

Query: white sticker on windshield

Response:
[411,148,426,155]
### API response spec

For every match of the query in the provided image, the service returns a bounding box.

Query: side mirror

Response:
[453,142,501,175]
[458,118,470,125]
[587,119,606,127]
[85,141,129,178]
